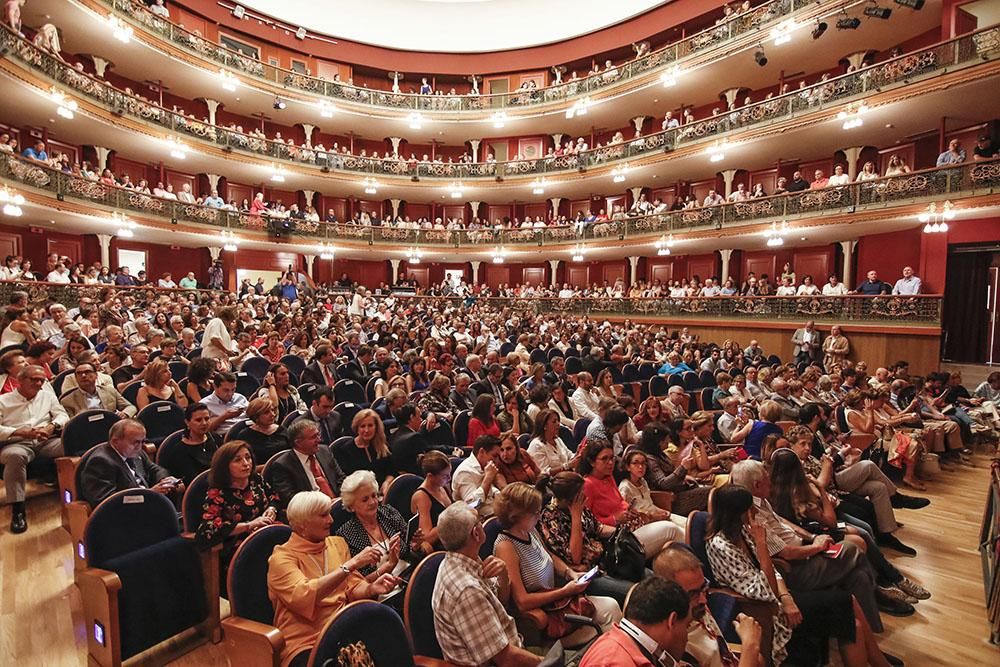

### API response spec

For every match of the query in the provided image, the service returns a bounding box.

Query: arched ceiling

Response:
[236,0,668,53]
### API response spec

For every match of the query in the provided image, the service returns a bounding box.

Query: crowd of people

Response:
[0,275,995,665]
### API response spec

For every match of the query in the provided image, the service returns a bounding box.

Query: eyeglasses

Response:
[686,578,710,601]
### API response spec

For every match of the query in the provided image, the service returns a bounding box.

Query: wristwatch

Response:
[339,564,352,575]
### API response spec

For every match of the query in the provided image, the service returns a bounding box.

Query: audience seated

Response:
[453,433,505,518]
[158,403,222,485]
[332,408,395,493]
[411,450,454,553]
[200,371,249,436]
[496,431,541,484]
[268,419,345,511]
[60,361,135,418]
[239,396,292,462]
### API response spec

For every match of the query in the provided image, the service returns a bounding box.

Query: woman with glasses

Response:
[240,397,291,462]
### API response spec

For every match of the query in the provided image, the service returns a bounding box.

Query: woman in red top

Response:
[249,192,267,216]
[466,394,501,446]
[578,438,683,560]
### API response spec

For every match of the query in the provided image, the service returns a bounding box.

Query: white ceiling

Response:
[236,0,667,52]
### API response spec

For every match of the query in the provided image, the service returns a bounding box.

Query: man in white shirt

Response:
[775,277,797,296]
[200,372,249,436]
[570,371,600,420]
[891,266,922,295]
[823,274,848,295]
[828,165,850,186]
[452,434,503,518]
[699,279,721,297]
[702,190,724,207]
[791,321,821,365]
[202,306,237,366]
[727,183,749,202]
[0,365,69,533]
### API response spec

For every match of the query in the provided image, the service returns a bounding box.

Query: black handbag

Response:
[601,525,645,581]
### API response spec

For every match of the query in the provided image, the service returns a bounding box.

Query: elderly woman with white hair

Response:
[334,470,422,580]
[268,490,399,667]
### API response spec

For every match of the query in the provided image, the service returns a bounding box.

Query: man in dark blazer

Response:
[300,344,338,387]
[449,373,477,413]
[266,418,345,512]
[472,363,507,409]
[463,354,488,383]
[300,386,341,443]
[389,403,453,475]
[78,419,181,507]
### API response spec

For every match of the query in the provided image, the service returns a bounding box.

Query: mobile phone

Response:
[404,513,420,547]
[836,522,847,530]
[576,566,600,584]
[823,543,844,559]
[468,499,481,510]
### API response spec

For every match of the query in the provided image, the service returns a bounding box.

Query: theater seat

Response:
[404,552,457,665]
[78,489,220,667]
[58,444,103,574]
[385,473,423,520]
[221,524,291,667]
[137,401,186,446]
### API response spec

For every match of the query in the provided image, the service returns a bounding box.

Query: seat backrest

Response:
[384,473,423,520]
[168,361,188,382]
[499,342,514,357]
[529,348,547,365]
[699,370,716,387]
[225,418,253,443]
[835,405,849,433]
[309,600,415,667]
[330,498,352,533]
[404,552,447,659]
[281,409,308,428]
[622,364,639,382]
[453,410,471,448]
[72,444,107,502]
[186,347,203,360]
[558,425,578,452]
[684,510,718,585]
[137,401,186,442]
[701,387,716,410]
[279,354,306,378]
[573,417,592,445]
[235,372,260,399]
[240,355,271,380]
[297,383,317,408]
[682,371,701,390]
[638,363,657,380]
[334,379,366,405]
[334,361,364,383]
[479,516,502,560]
[565,357,582,375]
[121,380,144,406]
[154,429,187,466]
[84,488,182,568]
[517,433,531,449]
[667,374,684,389]
[450,456,465,476]
[334,401,362,437]
[364,376,379,403]
[228,524,293,624]
[51,369,73,397]
[181,470,212,533]
[649,375,669,397]
[61,410,121,456]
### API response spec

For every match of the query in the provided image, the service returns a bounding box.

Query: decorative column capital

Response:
[208,247,222,262]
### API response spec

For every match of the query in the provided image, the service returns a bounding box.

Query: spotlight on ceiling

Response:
[232,4,245,19]
[295,27,307,40]
[754,47,768,67]
[273,97,286,110]
[811,21,828,40]
[894,0,924,9]
[864,5,892,19]
[837,16,862,30]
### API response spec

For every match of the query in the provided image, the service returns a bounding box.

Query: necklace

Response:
[306,549,329,576]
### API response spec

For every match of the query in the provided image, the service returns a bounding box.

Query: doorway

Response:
[941,244,1000,363]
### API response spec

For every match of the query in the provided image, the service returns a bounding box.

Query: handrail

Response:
[105,0,811,114]
[5,22,999,182]
[0,279,942,325]
[3,153,998,247]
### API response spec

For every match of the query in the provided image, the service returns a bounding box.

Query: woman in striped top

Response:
[493,482,621,645]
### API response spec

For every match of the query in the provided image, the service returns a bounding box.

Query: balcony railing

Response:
[4,23,999,181]
[0,278,942,326]
[3,153,998,247]
[105,0,809,114]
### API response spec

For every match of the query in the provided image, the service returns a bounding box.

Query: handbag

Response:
[600,525,645,582]
[543,594,595,639]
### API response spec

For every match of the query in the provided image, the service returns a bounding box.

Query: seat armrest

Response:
[78,567,123,667]
[414,658,460,667]
[564,614,603,635]
[650,491,674,512]
[222,617,285,667]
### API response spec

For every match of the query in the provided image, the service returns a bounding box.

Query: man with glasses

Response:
[0,365,70,533]
[60,362,136,418]
[111,344,150,391]
[654,543,763,667]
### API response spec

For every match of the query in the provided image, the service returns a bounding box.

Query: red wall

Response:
[856,228,923,290]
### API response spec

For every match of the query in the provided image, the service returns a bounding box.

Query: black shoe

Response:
[876,589,915,617]
[891,492,930,510]
[877,533,917,557]
[883,651,905,666]
[10,506,27,534]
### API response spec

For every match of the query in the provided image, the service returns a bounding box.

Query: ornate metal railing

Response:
[105,0,811,114]
[3,152,997,246]
[0,279,941,325]
[4,23,999,181]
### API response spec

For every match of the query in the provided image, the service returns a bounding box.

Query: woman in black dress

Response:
[410,451,453,554]
[240,397,292,463]
[159,403,221,485]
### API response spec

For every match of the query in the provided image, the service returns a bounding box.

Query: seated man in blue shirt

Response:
[853,270,890,295]
[936,139,966,166]
[202,189,225,208]
[658,351,693,376]
[22,140,48,163]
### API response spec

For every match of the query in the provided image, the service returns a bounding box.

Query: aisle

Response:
[2,459,998,666]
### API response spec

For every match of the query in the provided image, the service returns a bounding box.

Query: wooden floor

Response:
[2,458,999,666]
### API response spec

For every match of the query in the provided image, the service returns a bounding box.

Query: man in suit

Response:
[300,344,338,387]
[464,353,487,382]
[267,418,345,512]
[449,373,477,413]
[302,386,340,444]
[544,356,571,392]
[60,362,136,418]
[60,350,115,394]
[472,363,506,410]
[0,364,70,532]
[791,320,822,365]
[389,403,448,475]
[77,419,182,508]
[768,378,801,421]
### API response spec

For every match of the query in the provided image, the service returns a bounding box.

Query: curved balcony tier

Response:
[3,23,998,191]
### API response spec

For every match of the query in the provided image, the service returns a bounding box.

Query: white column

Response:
[93,146,111,170]
[548,259,560,287]
[843,51,869,71]
[206,173,222,194]
[628,187,643,205]
[389,137,403,157]
[390,199,402,219]
[551,134,564,149]
[304,254,315,277]
[468,139,480,163]
[302,190,315,208]
[91,56,111,78]
[841,146,863,181]
[203,99,221,126]
[468,201,481,219]
[301,124,316,148]
[470,260,481,284]
[839,240,857,284]
[96,234,112,268]
[720,88,742,109]
[390,72,402,93]
[719,249,734,283]
[208,247,222,262]
[389,258,401,284]
[721,169,737,198]
[628,256,639,286]
[631,116,648,135]
[549,198,561,219]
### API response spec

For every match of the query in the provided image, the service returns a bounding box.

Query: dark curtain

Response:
[942,251,990,362]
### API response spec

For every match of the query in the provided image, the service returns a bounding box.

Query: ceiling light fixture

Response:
[108,15,133,43]
[0,185,25,216]
[770,20,797,45]
[707,140,728,163]
[232,4,246,19]
[531,180,545,196]
[220,229,240,252]
[491,111,507,129]
[448,182,465,199]
[273,97,287,110]
[571,245,585,262]
[565,98,591,120]
[864,3,892,19]
[837,102,869,129]
[811,20,828,40]
[765,221,788,247]
[319,100,335,118]
[492,246,507,264]
[612,164,629,183]
[408,112,423,129]
[754,45,768,67]
[363,177,378,195]
[50,88,78,119]
[836,15,861,30]
[919,201,955,233]
[655,234,674,256]
[165,136,188,160]
[894,0,924,9]
[112,211,136,238]
[270,165,287,183]
[406,247,423,264]
[219,69,239,92]
[660,66,681,87]
[317,242,335,260]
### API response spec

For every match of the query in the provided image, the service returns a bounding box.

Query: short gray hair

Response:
[730,460,766,489]
[287,418,319,444]
[340,470,378,511]
[437,502,480,551]
[286,491,333,532]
